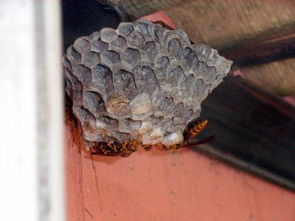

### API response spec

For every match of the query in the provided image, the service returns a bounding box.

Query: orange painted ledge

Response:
[65,12,295,221]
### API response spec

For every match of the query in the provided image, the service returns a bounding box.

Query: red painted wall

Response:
[65,118,295,221]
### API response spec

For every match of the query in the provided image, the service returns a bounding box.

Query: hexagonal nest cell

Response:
[63,19,232,152]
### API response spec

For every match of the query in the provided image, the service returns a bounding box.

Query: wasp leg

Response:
[119,140,140,157]
[90,142,122,156]
[90,140,142,157]
[108,142,120,153]
[161,143,182,151]
[142,144,153,151]
[90,142,109,155]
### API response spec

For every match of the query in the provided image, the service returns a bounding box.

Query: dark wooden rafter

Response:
[101,0,196,19]
[221,35,295,68]
[194,76,295,191]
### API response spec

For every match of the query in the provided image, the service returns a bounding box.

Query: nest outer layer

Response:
[63,19,232,149]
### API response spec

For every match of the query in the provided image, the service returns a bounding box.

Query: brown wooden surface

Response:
[222,34,295,67]
[240,58,295,96]
[165,0,295,50]
[104,0,195,19]
[221,35,295,96]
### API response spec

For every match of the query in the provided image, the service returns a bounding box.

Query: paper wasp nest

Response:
[63,19,232,149]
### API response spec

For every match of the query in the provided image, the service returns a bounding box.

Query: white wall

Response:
[0,1,64,220]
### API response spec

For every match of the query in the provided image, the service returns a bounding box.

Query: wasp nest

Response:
[63,19,232,150]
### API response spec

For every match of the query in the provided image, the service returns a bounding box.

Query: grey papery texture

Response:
[63,19,232,149]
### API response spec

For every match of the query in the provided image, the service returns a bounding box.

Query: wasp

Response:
[90,119,211,157]
[90,140,141,157]
[184,119,209,142]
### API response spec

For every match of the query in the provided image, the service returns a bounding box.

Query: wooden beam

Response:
[222,35,295,68]
[194,76,295,191]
